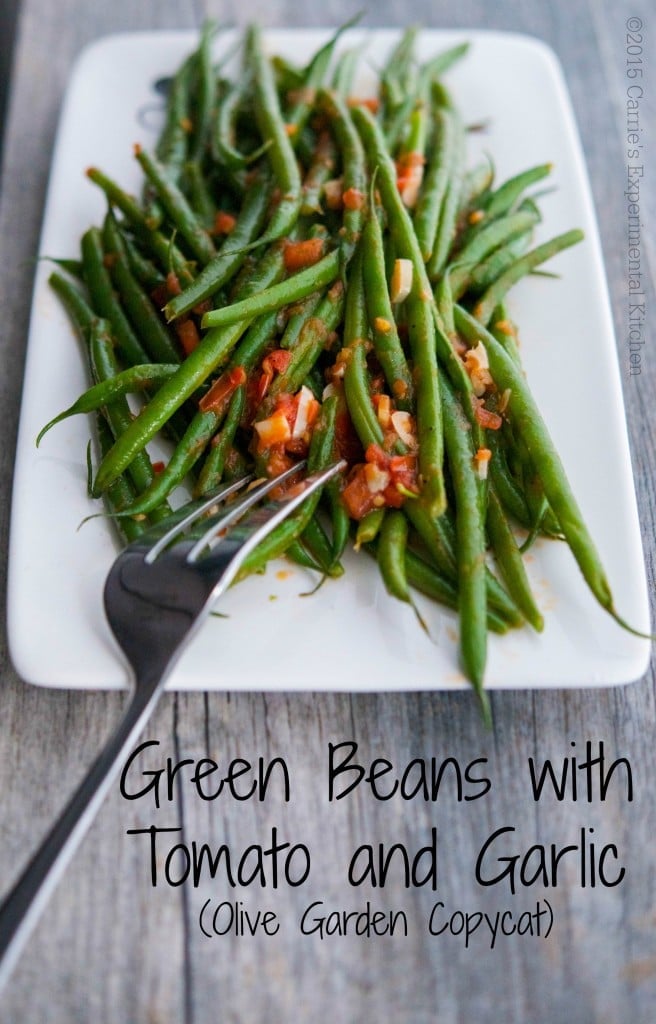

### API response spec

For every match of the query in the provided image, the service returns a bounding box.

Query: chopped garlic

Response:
[292,385,316,439]
[390,259,413,303]
[473,448,492,480]
[391,410,417,447]
[253,411,291,448]
[376,394,392,429]
[364,463,390,493]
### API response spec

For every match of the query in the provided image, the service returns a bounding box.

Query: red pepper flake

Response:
[283,238,325,272]
[199,366,247,414]
[152,461,166,475]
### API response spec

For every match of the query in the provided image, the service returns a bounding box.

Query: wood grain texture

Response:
[0,0,654,1021]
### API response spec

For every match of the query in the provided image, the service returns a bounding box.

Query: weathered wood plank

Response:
[0,0,653,1021]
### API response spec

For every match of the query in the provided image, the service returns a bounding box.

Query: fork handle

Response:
[0,672,164,991]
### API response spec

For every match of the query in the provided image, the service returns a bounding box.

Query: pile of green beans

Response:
[41,22,634,715]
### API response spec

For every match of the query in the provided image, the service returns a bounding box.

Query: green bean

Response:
[441,378,488,714]
[119,408,226,516]
[486,427,533,528]
[457,157,495,219]
[418,41,470,84]
[331,46,361,96]
[286,539,325,574]
[49,271,95,338]
[246,24,302,243]
[351,103,445,516]
[81,227,150,365]
[93,239,289,493]
[484,162,552,219]
[164,174,272,320]
[406,499,523,628]
[447,208,540,298]
[486,487,543,631]
[89,319,171,521]
[94,414,148,544]
[135,146,216,266]
[195,389,246,495]
[183,160,217,229]
[156,54,194,175]
[355,508,386,549]
[342,248,384,450]
[271,55,304,94]
[473,229,584,325]
[454,303,635,630]
[119,229,164,290]
[188,21,218,164]
[103,213,181,363]
[280,293,323,350]
[403,548,509,634]
[202,249,340,329]
[414,105,457,262]
[317,88,367,262]
[361,204,414,410]
[214,77,253,170]
[378,509,412,604]
[286,18,361,138]
[301,516,344,578]
[37,363,179,446]
[300,129,338,216]
[426,99,465,279]
[466,232,532,295]
[326,477,350,565]
[381,27,418,114]
[86,167,193,283]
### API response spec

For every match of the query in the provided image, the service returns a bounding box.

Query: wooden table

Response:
[0,1,654,1021]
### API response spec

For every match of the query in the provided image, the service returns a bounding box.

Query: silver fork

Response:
[0,459,344,989]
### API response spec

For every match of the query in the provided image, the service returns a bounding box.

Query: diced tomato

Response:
[283,238,325,272]
[395,151,425,207]
[342,187,365,211]
[473,398,503,430]
[175,319,199,356]
[274,392,299,431]
[346,97,380,114]
[150,282,169,309]
[265,443,296,483]
[342,467,377,520]
[166,271,182,297]
[335,408,363,465]
[365,444,388,470]
[341,446,419,519]
[199,366,247,414]
[262,349,292,375]
[213,210,237,235]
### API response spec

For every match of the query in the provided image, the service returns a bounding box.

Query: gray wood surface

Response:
[0,0,654,1021]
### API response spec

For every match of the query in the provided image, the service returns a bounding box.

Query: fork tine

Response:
[188,461,347,597]
[143,475,253,563]
[184,460,307,562]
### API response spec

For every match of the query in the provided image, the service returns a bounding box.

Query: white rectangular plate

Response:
[7,28,651,691]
